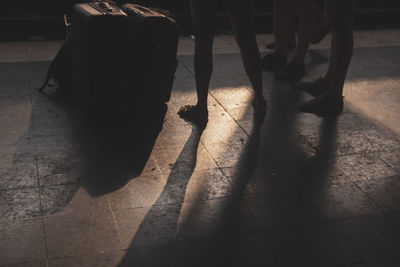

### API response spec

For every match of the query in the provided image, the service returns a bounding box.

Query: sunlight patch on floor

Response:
[345,77,400,135]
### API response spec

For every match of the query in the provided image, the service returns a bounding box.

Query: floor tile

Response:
[165,168,233,203]
[106,173,176,211]
[40,185,110,218]
[113,204,192,249]
[44,211,121,259]
[37,154,94,186]
[232,224,360,267]
[358,175,400,213]
[0,153,37,190]
[314,183,384,220]
[344,153,397,182]
[331,215,400,262]
[0,219,46,266]
[0,187,41,223]
[244,192,325,228]
[48,252,123,267]
[153,142,217,177]
[181,197,260,238]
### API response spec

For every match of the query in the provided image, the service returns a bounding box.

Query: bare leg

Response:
[190,0,217,111]
[276,0,326,81]
[274,0,296,56]
[323,31,336,84]
[262,0,296,72]
[325,0,355,98]
[298,0,356,116]
[178,0,217,125]
[326,27,354,98]
[226,0,265,104]
[294,0,324,63]
[268,0,296,49]
[296,29,334,95]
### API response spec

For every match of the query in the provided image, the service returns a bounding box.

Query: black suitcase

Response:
[69,1,178,117]
[121,3,178,103]
[69,1,130,116]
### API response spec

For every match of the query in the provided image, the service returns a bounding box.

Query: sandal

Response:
[298,95,343,117]
[178,105,208,127]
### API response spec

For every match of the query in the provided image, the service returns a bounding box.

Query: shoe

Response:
[298,95,344,117]
[266,41,296,50]
[178,105,208,128]
[261,53,287,72]
[297,77,327,97]
[275,61,305,81]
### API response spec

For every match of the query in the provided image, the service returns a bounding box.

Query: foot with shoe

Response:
[298,76,344,117]
[298,93,343,117]
[297,77,328,97]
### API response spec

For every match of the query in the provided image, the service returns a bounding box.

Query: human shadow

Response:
[112,49,337,264]
[117,125,204,266]
[207,82,340,266]
[143,70,341,266]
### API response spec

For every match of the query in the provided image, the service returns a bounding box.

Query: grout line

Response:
[35,154,50,265]
[30,80,50,265]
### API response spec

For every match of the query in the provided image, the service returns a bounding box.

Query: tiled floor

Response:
[1,30,400,266]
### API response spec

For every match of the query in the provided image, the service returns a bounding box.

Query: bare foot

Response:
[178,105,208,127]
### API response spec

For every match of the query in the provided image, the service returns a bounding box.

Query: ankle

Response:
[324,91,343,101]
[195,102,207,111]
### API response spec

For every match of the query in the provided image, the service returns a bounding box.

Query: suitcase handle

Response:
[99,2,114,12]
[126,6,144,15]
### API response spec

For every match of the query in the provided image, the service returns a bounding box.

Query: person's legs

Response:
[178,0,217,124]
[266,0,296,50]
[191,0,217,110]
[298,0,356,116]
[293,0,324,63]
[274,0,297,56]
[297,27,335,96]
[262,0,296,71]
[225,0,266,110]
[276,0,326,80]
[325,0,355,99]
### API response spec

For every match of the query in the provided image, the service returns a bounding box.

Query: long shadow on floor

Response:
[117,125,204,266]
[115,69,341,265]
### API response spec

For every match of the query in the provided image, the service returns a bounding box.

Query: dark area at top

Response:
[1,0,400,40]
[3,0,400,17]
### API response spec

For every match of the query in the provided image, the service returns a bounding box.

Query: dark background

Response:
[1,0,400,40]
